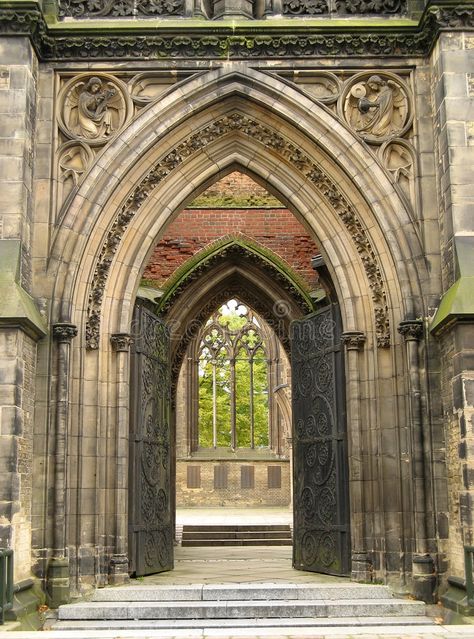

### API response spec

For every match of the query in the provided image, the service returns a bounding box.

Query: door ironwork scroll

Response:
[129,302,173,576]
[291,304,350,576]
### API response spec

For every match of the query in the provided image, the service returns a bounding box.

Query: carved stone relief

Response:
[339,72,412,144]
[293,72,341,106]
[84,112,390,351]
[380,138,416,206]
[57,141,95,205]
[59,0,185,18]
[58,74,133,146]
[55,72,185,210]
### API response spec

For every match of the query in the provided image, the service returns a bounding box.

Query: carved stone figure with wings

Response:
[63,76,123,141]
[344,74,409,142]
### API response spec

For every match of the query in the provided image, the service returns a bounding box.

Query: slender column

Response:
[398,320,436,602]
[341,331,371,582]
[47,323,77,607]
[108,334,133,584]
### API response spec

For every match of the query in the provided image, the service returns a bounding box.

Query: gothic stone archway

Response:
[44,66,434,601]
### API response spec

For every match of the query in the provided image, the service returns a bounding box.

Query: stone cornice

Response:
[0,2,473,60]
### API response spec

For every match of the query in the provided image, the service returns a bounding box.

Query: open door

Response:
[291,304,350,576]
[129,302,173,576]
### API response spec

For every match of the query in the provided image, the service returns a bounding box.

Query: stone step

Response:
[92,582,396,602]
[182,530,292,540]
[182,537,292,546]
[52,615,435,631]
[58,598,426,621]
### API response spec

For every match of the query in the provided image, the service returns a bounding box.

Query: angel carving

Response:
[62,76,125,141]
[343,75,409,141]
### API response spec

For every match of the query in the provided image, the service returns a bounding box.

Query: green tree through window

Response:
[198,300,269,449]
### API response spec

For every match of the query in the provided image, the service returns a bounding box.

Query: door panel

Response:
[129,303,173,576]
[291,304,350,576]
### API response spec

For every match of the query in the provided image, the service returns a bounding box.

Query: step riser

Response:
[59,601,425,621]
[181,539,293,548]
[92,585,394,602]
[182,525,291,532]
[183,530,291,539]
[53,617,434,631]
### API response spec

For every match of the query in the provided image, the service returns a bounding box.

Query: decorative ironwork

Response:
[292,305,350,576]
[85,112,389,350]
[129,303,173,576]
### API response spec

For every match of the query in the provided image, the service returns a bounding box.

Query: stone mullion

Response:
[341,331,371,582]
[48,323,78,607]
[109,333,132,585]
[230,356,237,450]
[398,320,436,602]
[249,357,254,449]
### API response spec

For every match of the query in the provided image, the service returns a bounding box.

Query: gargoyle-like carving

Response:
[341,73,411,144]
[58,74,132,146]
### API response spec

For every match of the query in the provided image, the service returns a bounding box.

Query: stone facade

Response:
[0,0,473,620]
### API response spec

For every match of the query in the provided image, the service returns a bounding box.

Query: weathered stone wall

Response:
[0,38,37,288]
[0,329,36,582]
[431,32,474,582]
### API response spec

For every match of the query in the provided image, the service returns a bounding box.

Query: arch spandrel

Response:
[49,66,427,351]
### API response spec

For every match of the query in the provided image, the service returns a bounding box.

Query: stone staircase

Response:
[52,582,433,632]
[181,523,293,546]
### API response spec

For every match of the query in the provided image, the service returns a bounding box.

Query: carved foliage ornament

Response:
[2,6,474,60]
[85,113,390,350]
[59,0,184,18]
[340,72,412,145]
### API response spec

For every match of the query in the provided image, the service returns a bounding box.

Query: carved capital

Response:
[53,323,78,343]
[398,319,423,342]
[341,331,366,351]
[110,333,133,352]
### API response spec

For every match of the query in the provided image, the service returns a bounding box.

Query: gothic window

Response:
[197,299,269,450]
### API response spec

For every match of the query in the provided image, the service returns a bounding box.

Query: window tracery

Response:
[197,299,270,450]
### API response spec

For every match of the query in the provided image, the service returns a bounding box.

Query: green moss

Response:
[187,193,283,209]
[157,236,313,312]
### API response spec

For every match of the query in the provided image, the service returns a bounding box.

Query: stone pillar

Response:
[109,334,132,584]
[47,323,77,608]
[341,331,371,582]
[398,319,436,603]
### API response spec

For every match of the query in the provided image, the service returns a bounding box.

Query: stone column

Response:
[341,331,371,582]
[47,323,77,607]
[109,334,133,584]
[398,319,436,603]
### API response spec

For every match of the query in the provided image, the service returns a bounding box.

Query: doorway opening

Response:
[128,171,350,580]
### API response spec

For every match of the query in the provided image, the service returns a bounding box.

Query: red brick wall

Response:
[143,208,319,288]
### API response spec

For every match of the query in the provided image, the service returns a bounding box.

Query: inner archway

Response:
[127,171,351,579]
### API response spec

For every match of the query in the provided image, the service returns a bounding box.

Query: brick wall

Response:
[144,208,319,288]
